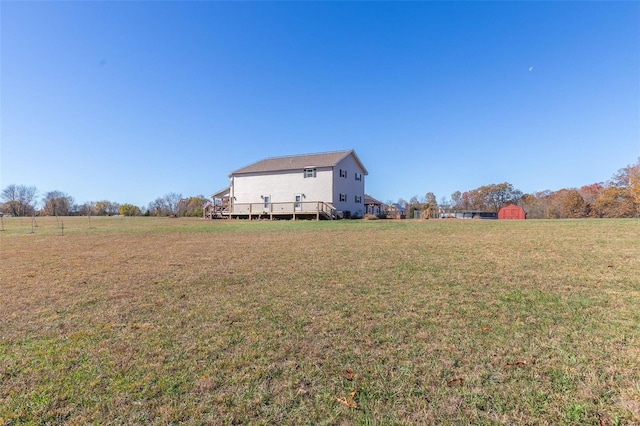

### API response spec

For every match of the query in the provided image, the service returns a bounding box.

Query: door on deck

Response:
[294,194,302,212]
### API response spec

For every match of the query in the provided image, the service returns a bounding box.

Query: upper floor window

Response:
[304,168,316,178]
[355,172,362,181]
[339,193,347,202]
[355,195,362,203]
[339,169,347,178]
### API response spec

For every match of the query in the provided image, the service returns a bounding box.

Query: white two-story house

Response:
[212,150,368,220]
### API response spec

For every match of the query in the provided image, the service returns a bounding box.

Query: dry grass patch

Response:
[1,217,639,424]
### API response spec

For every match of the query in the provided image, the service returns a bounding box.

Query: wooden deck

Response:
[206,201,337,221]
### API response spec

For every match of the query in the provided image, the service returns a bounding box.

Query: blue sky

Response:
[2,1,638,207]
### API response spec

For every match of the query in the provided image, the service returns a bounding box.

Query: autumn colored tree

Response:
[579,183,605,217]
[485,183,522,212]
[448,159,636,219]
[558,189,586,218]
[118,204,142,216]
[457,191,474,210]
[628,158,640,216]
[587,158,640,218]
[422,192,437,218]
[542,191,564,219]
[455,183,522,212]
[609,164,634,188]
[178,196,209,217]
[93,200,120,216]
[592,186,636,218]
[519,193,539,218]
[538,189,588,219]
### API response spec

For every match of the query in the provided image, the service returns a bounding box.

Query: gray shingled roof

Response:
[364,194,384,205]
[229,150,367,176]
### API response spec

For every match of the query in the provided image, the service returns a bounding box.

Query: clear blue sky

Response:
[2,1,639,207]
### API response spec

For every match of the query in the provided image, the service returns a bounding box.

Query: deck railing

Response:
[229,201,336,219]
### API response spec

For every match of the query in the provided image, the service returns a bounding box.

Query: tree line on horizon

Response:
[0,188,209,218]
[394,158,640,219]
[2,158,639,219]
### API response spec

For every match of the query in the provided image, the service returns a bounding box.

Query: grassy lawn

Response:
[1,217,639,425]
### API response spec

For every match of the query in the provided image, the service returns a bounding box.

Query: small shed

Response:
[387,203,406,219]
[498,204,526,220]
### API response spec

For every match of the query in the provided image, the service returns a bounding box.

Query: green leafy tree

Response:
[408,195,421,219]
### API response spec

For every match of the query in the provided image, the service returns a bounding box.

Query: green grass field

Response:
[1,217,639,425]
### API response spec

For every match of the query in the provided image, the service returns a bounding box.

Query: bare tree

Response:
[41,191,74,216]
[164,192,183,216]
[450,191,463,210]
[78,202,95,216]
[1,184,38,216]
[148,192,183,216]
[148,197,168,216]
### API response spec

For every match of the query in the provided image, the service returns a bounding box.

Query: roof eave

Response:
[345,150,368,175]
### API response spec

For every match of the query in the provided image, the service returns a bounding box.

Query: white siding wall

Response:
[230,152,367,217]
[232,167,333,205]
[333,155,366,218]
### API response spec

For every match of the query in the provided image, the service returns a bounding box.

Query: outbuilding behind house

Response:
[498,204,526,220]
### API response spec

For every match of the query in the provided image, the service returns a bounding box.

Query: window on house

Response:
[355,195,362,203]
[355,172,362,181]
[339,169,347,178]
[339,193,346,202]
[304,168,316,178]
[263,195,270,210]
